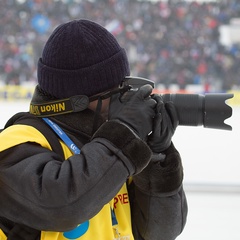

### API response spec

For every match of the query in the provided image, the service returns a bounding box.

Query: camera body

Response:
[121,76,233,131]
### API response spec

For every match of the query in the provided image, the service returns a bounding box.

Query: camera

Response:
[30,76,233,130]
[121,76,233,131]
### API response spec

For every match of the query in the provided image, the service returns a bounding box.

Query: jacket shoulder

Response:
[1,112,64,158]
[0,124,52,151]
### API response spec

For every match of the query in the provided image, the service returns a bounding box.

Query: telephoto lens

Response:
[161,93,233,130]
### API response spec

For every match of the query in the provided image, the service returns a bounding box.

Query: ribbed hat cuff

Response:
[38,48,130,98]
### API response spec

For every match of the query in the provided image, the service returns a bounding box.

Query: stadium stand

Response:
[0,0,240,93]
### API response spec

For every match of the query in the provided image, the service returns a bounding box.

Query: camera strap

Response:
[30,95,90,117]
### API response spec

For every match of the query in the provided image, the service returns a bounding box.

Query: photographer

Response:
[0,19,187,240]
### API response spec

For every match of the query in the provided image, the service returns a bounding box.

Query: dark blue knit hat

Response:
[37,19,130,98]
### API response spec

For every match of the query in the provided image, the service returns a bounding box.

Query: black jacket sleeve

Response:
[130,143,188,240]
[130,184,187,240]
[0,121,151,232]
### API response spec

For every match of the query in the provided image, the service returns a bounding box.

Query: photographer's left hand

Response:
[134,96,183,197]
[147,94,179,153]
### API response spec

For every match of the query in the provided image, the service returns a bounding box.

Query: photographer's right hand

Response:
[108,84,156,140]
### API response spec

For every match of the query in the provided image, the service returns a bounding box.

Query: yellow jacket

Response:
[0,124,133,240]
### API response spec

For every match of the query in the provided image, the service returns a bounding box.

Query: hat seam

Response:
[39,48,127,73]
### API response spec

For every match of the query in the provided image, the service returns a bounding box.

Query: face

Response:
[88,98,111,120]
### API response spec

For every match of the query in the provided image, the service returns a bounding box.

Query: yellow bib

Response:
[0,229,7,240]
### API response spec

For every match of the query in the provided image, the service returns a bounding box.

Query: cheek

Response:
[101,99,110,118]
[102,99,110,111]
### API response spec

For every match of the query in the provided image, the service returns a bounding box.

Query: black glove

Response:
[109,84,156,140]
[133,142,183,194]
[147,94,179,153]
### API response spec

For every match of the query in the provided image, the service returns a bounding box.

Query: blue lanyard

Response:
[111,208,118,226]
[42,117,81,155]
[42,117,118,231]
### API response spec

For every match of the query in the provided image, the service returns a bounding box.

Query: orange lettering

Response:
[118,194,123,204]
[114,197,118,208]
[114,193,129,208]
[123,193,128,204]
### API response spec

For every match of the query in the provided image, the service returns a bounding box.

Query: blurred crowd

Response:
[1,0,240,92]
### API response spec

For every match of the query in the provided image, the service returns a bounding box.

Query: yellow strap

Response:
[0,124,52,151]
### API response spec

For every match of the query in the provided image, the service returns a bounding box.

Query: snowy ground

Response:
[175,106,240,240]
[0,101,240,239]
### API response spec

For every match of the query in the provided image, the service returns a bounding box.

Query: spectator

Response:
[0,0,240,91]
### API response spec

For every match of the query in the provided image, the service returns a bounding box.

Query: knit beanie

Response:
[37,19,130,99]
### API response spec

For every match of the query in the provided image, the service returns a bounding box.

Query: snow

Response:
[173,106,240,186]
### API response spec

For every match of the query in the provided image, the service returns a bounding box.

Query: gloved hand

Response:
[109,84,156,140]
[147,94,179,153]
[133,142,183,194]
